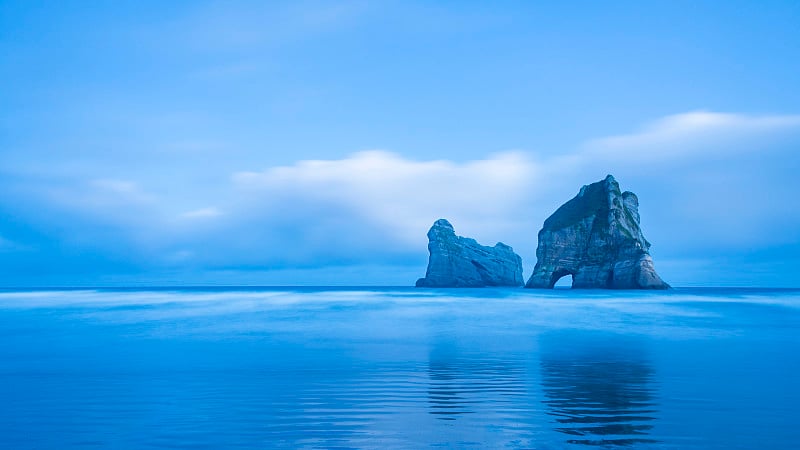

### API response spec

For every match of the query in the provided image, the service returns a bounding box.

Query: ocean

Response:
[0,287,797,449]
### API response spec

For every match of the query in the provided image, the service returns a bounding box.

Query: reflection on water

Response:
[427,341,528,420]
[2,288,798,448]
[540,332,658,447]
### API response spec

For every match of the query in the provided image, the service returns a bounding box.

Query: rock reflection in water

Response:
[540,332,658,447]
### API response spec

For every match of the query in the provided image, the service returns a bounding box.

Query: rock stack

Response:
[416,219,524,287]
[416,176,669,289]
[525,175,669,289]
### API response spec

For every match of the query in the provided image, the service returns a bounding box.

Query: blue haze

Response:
[1,1,800,286]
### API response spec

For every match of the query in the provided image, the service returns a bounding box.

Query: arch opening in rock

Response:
[550,269,575,289]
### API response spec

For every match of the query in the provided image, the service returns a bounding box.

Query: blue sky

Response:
[1,1,799,286]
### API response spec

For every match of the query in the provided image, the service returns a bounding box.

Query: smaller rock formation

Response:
[526,175,669,289]
[416,219,524,287]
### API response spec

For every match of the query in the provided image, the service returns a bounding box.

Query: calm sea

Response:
[0,287,797,449]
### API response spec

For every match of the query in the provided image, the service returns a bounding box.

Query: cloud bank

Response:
[232,150,537,246]
[1,111,799,285]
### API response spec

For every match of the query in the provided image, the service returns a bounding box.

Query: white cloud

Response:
[592,111,800,147]
[88,179,156,204]
[180,207,224,219]
[233,150,540,248]
[169,1,372,51]
[583,111,800,164]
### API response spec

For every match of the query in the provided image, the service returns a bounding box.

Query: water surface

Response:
[0,287,798,448]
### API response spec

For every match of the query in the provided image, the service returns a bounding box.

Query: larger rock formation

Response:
[526,175,669,289]
[416,219,524,287]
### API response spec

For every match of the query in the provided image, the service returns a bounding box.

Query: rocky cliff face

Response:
[526,175,669,289]
[416,219,524,287]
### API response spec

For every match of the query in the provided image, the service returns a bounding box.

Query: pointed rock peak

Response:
[417,219,523,288]
[578,174,618,199]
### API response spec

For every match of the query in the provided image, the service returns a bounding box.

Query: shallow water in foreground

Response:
[0,287,798,449]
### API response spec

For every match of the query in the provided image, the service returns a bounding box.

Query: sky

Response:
[1,0,799,287]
